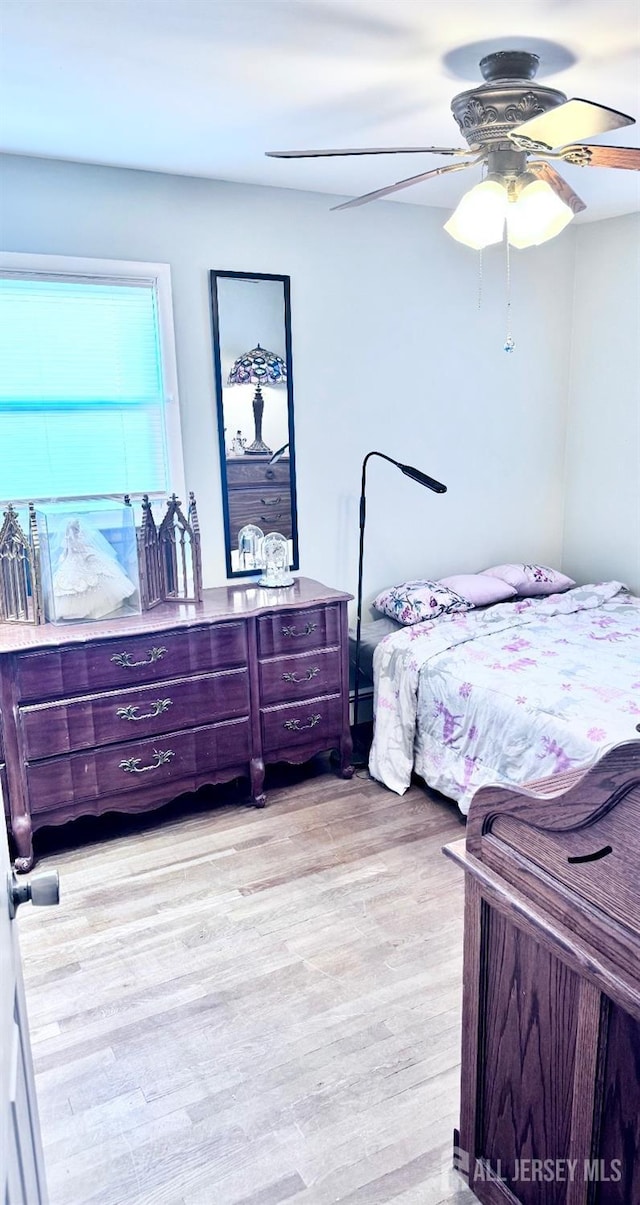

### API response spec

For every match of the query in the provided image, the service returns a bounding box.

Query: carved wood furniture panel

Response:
[444,742,640,1205]
[0,577,353,871]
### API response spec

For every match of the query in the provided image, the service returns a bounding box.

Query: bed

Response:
[367,580,640,813]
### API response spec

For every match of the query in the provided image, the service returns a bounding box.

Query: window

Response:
[0,254,185,502]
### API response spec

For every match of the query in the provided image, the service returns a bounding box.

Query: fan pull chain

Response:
[504,236,515,353]
[477,248,483,310]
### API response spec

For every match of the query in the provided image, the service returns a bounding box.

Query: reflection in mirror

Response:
[209,271,299,578]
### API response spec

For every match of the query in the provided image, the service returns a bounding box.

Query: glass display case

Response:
[37,500,141,623]
[237,523,264,573]
[258,531,294,588]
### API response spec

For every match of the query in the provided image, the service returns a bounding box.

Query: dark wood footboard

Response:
[444,741,640,1205]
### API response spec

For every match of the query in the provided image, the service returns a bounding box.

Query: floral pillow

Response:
[373,579,473,626]
[483,563,576,597]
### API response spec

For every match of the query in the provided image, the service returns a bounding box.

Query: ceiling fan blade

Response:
[553,144,640,170]
[509,98,635,150]
[266,146,473,159]
[527,162,587,214]
[331,159,481,211]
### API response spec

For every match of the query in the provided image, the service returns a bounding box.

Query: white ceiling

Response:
[1,0,639,221]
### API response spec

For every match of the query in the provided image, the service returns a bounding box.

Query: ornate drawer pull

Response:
[111,646,167,669]
[283,713,321,732]
[260,496,283,506]
[282,667,319,684]
[260,513,284,523]
[281,622,317,639]
[119,749,175,773]
[116,699,173,722]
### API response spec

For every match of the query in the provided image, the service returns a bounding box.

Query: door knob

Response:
[8,869,60,918]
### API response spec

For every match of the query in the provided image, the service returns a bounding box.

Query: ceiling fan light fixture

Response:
[507,179,574,249]
[443,178,508,250]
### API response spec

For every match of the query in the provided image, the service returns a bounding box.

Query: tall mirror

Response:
[209,270,299,578]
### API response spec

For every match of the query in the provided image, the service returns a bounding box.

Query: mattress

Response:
[348,616,402,692]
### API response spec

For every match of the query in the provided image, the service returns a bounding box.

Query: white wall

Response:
[563,213,640,595]
[0,153,575,607]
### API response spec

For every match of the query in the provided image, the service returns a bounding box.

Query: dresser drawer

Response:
[15,622,248,702]
[226,458,290,487]
[227,490,292,541]
[26,718,251,814]
[261,693,343,754]
[19,669,249,761]
[259,647,341,706]
[257,605,341,658]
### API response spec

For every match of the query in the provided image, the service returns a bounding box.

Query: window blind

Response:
[0,273,170,500]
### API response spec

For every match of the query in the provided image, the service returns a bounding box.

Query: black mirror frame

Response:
[209,269,300,579]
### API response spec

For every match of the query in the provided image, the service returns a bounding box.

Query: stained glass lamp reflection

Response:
[227,343,287,456]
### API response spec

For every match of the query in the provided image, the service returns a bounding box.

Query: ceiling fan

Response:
[266,50,640,249]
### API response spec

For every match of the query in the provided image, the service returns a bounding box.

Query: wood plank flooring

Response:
[18,759,476,1205]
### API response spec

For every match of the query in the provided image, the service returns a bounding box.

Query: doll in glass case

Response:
[50,517,137,621]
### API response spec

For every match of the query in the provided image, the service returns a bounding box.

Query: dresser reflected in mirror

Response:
[209,270,299,578]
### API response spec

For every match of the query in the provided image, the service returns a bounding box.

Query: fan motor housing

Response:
[451,51,567,149]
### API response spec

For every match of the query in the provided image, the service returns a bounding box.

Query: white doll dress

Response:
[52,519,136,620]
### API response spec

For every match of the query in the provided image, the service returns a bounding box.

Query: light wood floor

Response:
[18,760,476,1205]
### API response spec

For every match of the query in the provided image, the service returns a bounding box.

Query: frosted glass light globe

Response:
[443,180,508,250]
[507,180,574,248]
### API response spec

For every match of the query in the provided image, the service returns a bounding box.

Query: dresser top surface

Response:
[0,577,351,652]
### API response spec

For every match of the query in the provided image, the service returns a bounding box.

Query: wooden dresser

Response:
[445,742,640,1205]
[226,456,293,542]
[0,577,353,871]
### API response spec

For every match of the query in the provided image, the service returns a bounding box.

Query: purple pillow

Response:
[438,573,517,606]
[483,563,576,597]
[373,579,472,626]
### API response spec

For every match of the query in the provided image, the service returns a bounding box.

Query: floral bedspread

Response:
[368,582,640,813]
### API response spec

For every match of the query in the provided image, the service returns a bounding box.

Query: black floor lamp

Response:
[352,451,447,734]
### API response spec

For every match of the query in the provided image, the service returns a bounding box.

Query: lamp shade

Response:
[399,463,447,493]
[443,179,508,250]
[227,344,287,387]
[268,442,289,465]
[507,179,574,249]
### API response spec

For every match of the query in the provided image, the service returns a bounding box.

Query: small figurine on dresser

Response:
[52,518,137,620]
[258,531,294,587]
